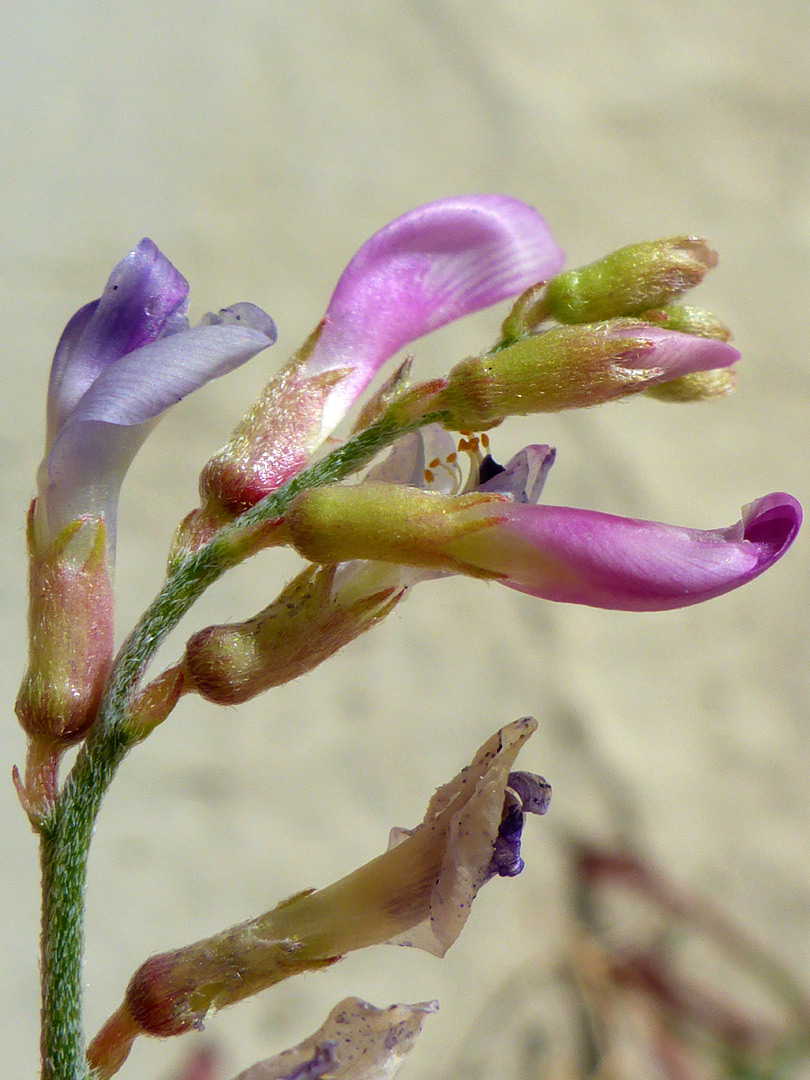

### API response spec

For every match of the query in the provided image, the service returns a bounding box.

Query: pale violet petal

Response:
[47,239,189,438]
[199,302,278,340]
[366,424,458,492]
[477,444,556,503]
[42,321,276,540]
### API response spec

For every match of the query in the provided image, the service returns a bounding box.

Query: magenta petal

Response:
[612,324,740,380]
[464,494,801,611]
[304,196,565,435]
[47,239,189,440]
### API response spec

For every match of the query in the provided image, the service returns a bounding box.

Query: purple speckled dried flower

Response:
[231,998,437,1080]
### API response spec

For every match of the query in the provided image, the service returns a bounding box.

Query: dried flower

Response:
[230,997,437,1080]
[87,720,547,1075]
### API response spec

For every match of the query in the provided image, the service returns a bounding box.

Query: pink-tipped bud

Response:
[15,503,114,746]
[182,564,402,705]
[433,320,739,428]
[543,236,718,323]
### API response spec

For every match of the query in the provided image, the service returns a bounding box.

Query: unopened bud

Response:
[433,320,739,428]
[126,666,186,741]
[498,281,549,343]
[183,564,402,705]
[15,504,113,745]
[544,237,717,323]
[640,303,732,341]
[644,367,738,402]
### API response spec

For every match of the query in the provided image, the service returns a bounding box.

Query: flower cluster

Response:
[176,199,799,708]
[17,197,802,1080]
[16,197,802,753]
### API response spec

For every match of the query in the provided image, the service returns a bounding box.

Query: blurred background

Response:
[2,2,809,1077]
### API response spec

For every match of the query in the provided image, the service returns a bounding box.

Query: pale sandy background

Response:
[2,3,810,1078]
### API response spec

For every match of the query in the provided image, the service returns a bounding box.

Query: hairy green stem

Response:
[37,411,441,1080]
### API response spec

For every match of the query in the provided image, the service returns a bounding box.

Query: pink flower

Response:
[196,196,565,515]
[285,431,801,612]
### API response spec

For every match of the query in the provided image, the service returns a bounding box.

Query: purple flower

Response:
[196,196,565,516]
[37,238,277,553]
[285,428,802,612]
[18,240,276,747]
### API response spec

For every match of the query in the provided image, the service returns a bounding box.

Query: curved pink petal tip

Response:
[740,491,802,561]
[305,195,565,433]
[616,324,740,379]
[481,492,801,611]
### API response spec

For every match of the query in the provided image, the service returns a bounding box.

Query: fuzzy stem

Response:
[37,410,439,1080]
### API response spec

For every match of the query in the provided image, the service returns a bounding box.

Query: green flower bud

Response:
[182,564,402,705]
[639,303,732,341]
[644,367,738,402]
[544,237,717,323]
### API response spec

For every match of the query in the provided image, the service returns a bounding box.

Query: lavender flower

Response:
[37,238,277,553]
[17,240,276,746]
